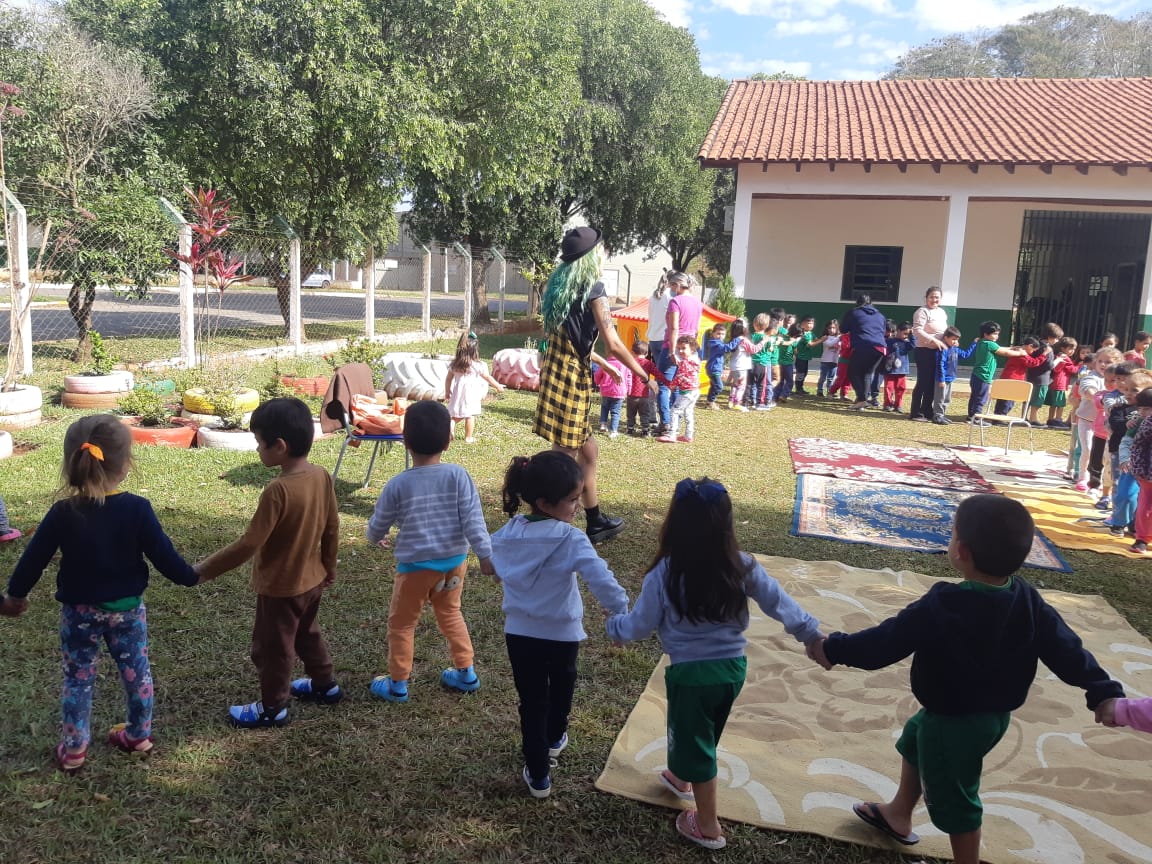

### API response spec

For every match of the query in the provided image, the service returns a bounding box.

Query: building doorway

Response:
[1011,211,1150,349]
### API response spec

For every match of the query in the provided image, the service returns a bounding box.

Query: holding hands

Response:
[806,634,833,670]
[1095,698,1118,727]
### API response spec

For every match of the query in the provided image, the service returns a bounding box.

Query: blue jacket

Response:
[705,336,743,377]
[884,336,915,374]
[840,305,887,351]
[937,342,979,384]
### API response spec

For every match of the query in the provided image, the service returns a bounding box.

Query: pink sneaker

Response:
[1074,482,1089,492]
[656,435,677,443]
[0,529,20,543]
[676,436,693,443]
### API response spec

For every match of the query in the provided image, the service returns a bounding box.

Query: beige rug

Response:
[596,556,1152,863]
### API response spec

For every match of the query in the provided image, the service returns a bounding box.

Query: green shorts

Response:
[664,657,746,783]
[895,709,1010,835]
[1045,389,1068,408]
[1029,385,1049,408]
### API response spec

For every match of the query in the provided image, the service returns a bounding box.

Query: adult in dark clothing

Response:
[910,287,949,421]
[840,294,887,409]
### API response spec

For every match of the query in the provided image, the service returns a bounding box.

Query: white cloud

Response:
[837,67,885,79]
[833,33,856,48]
[855,33,908,65]
[645,0,693,27]
[701,51,814,77]
[847,0,897,13]
[709,0,839,18]
[907,0,1123,32]
[774,13,851,35]
[697,23,712,40]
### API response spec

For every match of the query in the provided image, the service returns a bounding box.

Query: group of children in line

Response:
[2,400,1150,862]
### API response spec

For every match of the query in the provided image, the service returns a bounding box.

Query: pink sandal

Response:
[675,810,726,850]
[55,743,87,773]
[107,724,154,754]
[658,770,695,801]
[0,529,21,543]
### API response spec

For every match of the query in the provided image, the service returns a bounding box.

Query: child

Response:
[726,319,754,411]
[703,322,741,409]
[745,313,771,408]
[816,320,840,397]
[1074,348,1123,490]
[607,478,824,850]
[196,398,341,727]
[1125,388,1152,553]
[0,493,20,542]
[1097,695,1152,732]
[658,335,702,443]
[1109,371,1152,536]
[492,451,629,798]
[883,321,915,412]
[0,415,199,770]
[776,324,800,403]
[1124,330,1150,368]
[1099,332,1119,351]
[365,400,494,701]
[828,331,853,400]
[992,336,1045,416]
[967,321,1026,422]
[594,354,631,438]
[932,327,977,425]
[755,315,781,409]
[444,332,505,444]
[626,339,658,436]
[793,316,819,394]
[1044,336,1078,428]
[1024,323,1060,424]
[1087,363,1129,501]
[812,495,1124,864]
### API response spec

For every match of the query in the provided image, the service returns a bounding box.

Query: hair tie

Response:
[467,332,476,340]
[674,477,727,504]
[80,442,105,461]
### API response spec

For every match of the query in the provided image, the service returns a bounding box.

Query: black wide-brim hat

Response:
[559,226,602,263]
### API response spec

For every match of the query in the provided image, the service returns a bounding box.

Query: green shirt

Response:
[765,334,780,365]
[778,337,797,364]
[796,331,816,361]
[751,332,771,366]
[971,340,1002,383]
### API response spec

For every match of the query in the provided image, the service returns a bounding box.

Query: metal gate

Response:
[1011,210,1150,349]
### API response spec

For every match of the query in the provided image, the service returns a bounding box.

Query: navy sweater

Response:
[823,576,1122,714]
[839,305,887,351]
[6,493,198,604]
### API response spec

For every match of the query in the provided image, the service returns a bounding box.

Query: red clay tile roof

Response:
[698,78,1152,169]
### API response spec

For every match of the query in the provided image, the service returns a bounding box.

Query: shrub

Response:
[710,274,744,319]
[324,337,388,387]
[116,385,171,426]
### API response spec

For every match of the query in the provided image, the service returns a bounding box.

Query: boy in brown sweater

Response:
[196,397,341,727]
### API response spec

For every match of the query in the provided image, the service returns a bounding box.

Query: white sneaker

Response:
[608,431,618,439]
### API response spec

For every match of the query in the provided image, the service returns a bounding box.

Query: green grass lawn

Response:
[0,346,1147,864]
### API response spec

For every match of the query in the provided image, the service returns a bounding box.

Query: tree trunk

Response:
[470,256,492,326]
[68,273,96,362]
[273,273,294,339]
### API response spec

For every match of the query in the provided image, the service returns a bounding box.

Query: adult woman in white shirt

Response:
[646,275,672,431]
[909,287,949,422]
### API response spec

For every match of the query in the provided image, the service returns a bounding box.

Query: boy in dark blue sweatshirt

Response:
[810,495,1123,864]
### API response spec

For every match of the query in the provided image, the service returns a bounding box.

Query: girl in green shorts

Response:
[606,478,824,850]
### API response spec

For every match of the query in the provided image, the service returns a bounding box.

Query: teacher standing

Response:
[839,294,887,410]
[534,227,659,544]
[909,287,948,422]
[655,272,703,427]
[646,276,672,433]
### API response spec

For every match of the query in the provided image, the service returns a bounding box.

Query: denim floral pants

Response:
[60,603,153,750]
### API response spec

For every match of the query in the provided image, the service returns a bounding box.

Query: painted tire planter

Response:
[0,385,42,429]
[196,426,259,451]
[62,390,128,409]
[182,388,260,415]
[281,375,331,396]
[63,371,134,394]
[492,348,541,391]
[0,430,12,459]
[180,408,254,429]
[120,416,198,448]
[380,355,449,401]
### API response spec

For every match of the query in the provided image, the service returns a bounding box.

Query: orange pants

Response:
[387,563,474,681]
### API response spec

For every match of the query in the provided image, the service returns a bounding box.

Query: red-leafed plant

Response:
[168,186,254,365]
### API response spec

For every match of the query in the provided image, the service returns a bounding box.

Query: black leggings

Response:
[505,633,579,781]
[848,347,884,404]
[911,347,939,419]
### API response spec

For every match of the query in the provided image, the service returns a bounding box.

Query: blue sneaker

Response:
[522,765,551,799]
[1095,496,1113,511]
[228,701,288,728]
[369,676,409,703]
[441,666,480,693]
[290,678,343,704]
[548,732,569,758]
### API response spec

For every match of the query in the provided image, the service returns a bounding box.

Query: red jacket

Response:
[999,350,1045,381]
[1050,355,1076,391]
[628,357,658,397]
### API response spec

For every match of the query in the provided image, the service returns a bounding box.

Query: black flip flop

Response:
[852,802,920,846]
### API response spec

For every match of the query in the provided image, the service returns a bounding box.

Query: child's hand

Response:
[478,557,496,578]
[376,536,392,550]
[1120,461,1131,473]
[0,595,29,617]
[806,635,833,670]
[322,568,337,588]
[1095,698,1118,727]
[603,365,623,384]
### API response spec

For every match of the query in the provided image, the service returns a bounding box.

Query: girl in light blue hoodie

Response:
[606,478,824,851]
[491,451,629,800]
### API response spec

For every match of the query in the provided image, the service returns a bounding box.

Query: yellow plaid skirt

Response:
[533,331,593,450]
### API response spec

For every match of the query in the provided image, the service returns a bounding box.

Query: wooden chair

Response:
[967,378,1035,454]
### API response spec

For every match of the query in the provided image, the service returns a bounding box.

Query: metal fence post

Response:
[158,197,195,367]
[453,242,472,328]
[364,243,375,338]
[420,243,432,336]
[490,248,506,331]
[2,185,32,377]
[288,236,302,351]
[442,245,449,295]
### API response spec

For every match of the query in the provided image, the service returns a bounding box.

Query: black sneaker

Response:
[1131,541,1148,554]
[586,513,624,544]
[1110,525,1126,537]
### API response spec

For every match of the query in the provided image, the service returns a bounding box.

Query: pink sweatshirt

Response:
[594,357,631,400]
[1116,697,1152,732]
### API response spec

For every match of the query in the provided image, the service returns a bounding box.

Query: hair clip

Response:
[467,332,477,340]
[674,477,727,504]
[80,442,105,461]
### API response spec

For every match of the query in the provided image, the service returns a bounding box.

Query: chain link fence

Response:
[2,189,536,378]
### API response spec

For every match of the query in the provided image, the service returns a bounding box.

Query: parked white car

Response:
[302,269,333,289]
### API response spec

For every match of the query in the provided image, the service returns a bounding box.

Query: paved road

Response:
[11,287,528,342]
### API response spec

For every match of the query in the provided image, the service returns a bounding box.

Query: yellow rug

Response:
[595,556,1152,863]
[946,446,1135,557]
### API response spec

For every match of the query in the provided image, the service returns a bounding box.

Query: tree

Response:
[663,167,734,273]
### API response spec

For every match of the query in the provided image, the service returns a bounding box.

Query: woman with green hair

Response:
[534,227,659,543]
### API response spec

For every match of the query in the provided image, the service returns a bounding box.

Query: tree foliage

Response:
[887,6,1152,79]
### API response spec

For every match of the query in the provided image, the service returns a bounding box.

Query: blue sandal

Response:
[227,701,288,728]
[441,667,480,693]
[290,678,344,704]
[369,676,409,703]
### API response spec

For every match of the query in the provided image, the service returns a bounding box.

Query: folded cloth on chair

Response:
[320,363,376,433]
[350,394,404,436]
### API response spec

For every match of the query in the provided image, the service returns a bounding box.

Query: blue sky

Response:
[643,0,1151,80]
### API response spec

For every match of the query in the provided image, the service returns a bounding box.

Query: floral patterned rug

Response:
[596,555,1152,864]
[791,474,1071,572]
[788,437,995,492]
